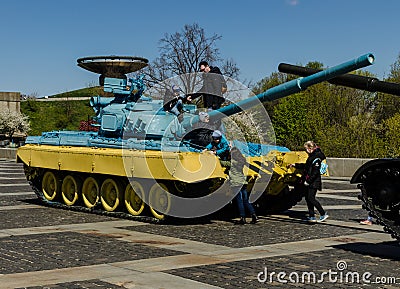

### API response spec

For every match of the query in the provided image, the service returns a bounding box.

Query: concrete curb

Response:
[326,157,373,178]
[0,148,17,161]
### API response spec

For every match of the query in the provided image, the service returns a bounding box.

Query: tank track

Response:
[352,159,400,241]
[26,167,304,223]
[28,179,162,224]
[357,184,400,241]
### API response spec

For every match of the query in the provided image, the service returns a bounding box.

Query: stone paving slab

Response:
[0,178,28,184]
[0,167,24,170]
[0,263,141,289]
[298,195,361,206]
[165,243,400,289]
[0,231,185,274]
[322,180,357,191]
[0,166,24,171]
[318,192,359,200]
[284,203,369,223]
[0,207,120,230]
[123,217,368,248]
[103,272,224,289]
[0,191,35,196]
[16,279,127,289]
[0,184,32,193]
[0,194,36,206]
[0,220,144,238]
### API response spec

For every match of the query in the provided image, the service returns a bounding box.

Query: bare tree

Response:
[141,23,240,93]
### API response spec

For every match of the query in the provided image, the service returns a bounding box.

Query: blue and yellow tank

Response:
[17,54,374,220]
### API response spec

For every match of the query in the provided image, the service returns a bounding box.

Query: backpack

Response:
[312,158,328,175]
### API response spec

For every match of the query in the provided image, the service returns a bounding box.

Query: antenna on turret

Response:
[77,56,149,85]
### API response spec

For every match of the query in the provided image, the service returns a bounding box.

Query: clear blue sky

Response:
[1,0,399,97]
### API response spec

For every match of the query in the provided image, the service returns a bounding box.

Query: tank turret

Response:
[17,53,374,221]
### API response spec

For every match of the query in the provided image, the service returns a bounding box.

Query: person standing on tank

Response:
[196,61,227,110]
[289,141,329,223]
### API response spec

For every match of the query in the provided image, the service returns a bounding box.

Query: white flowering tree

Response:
[0,109,30,142]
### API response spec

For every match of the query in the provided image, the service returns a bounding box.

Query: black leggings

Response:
[305,187,325,217]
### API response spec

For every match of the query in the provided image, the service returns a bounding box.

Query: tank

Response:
[16,53,375,222]
[279,62,400,240]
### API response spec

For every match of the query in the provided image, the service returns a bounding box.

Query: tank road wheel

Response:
[125,181,145,216]
[149,183,171,220]
[173,181,187,194]
[61,175,81,206]
[100,178,122,212]
[82,177,99,208]
[42,171,59,201]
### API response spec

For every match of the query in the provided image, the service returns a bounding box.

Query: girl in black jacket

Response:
[291,141,329,223]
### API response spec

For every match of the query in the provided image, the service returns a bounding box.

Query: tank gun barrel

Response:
[278,62,400,96]
[188,53,374,125]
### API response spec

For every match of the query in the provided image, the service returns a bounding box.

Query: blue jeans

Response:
[235,186,255,217]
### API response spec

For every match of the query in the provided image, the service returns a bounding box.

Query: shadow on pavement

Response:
[332,241,400,261]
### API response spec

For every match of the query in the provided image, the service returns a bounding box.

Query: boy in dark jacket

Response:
[197,61,227,110]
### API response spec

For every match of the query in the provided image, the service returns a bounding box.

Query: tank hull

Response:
[17,143,309,220]
[17,144,226,182]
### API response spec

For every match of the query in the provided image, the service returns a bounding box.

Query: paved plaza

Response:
[0,159,399,288]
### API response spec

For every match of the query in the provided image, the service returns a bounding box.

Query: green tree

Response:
[21,99,95,136]
[253,61,381,156]
[373,53,400,122]
[252,71,289,118]
[382,113,400,157]
[271,93,309,148]
[302,76,377,157]
[323,113,382,158]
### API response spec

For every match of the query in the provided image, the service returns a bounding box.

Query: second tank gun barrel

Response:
[185,53,375,127]
[278,62,400,96]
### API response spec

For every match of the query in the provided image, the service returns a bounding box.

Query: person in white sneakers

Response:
[289,141,329,223]
[360,216,373,225]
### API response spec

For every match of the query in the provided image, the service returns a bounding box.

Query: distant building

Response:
[0,92,20,113]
